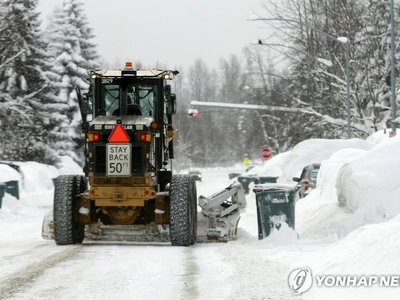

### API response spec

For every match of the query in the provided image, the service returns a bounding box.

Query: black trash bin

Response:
[0,182,6,209]
[238,174,258,194]
[253,184,296,240]
[5,180,19,200]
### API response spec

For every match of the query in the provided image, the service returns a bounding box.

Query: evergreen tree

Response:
[0,0,56,163]
[44,0,100,164]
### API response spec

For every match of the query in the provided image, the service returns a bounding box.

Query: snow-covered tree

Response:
[44,0,100,164]
[352,0,400,132]
[0,0,57,163]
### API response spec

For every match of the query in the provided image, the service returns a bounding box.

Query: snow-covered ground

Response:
[1,132,399,299]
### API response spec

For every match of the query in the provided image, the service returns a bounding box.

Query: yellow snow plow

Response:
[42,63,246,245]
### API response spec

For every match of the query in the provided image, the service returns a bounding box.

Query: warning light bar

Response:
[122,61,136,76]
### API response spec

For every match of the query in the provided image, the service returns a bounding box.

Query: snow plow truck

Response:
[42,63,247,246]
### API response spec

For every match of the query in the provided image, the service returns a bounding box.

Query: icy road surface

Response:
[0,169,303,300]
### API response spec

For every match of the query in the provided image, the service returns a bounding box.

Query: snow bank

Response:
[14,161,58,192]
[278,138,374,183]
[366,128,399,145]
[0,156,82,219]
[336,138,400,224]
[294,135,400,240]
[302,214,400,300]
[0,164,21,182]
[247,151,291,178]
[296,148,371,239]
[317,148,367,203]
[57,155,84,175]
[0,193,47,220]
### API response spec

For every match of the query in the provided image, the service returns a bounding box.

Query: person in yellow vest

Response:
[243,154,250,170]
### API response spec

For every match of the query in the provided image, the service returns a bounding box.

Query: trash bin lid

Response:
[253,183,297,193]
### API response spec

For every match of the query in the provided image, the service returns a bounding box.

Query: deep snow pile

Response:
[288,132,400,299]
[277,138,374,183]
[295,148,370,239]
[0,156,82,220]
[244,151,292,178]
[336,138,400,223]
[295,215,400,300]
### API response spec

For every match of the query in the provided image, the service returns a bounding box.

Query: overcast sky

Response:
[37,0,269,70]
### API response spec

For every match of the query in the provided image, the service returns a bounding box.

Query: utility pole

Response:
[390,0,397,136]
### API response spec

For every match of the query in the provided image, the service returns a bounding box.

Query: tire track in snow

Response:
[180,247,200,299]
[0,243,48,262]
[0,246,80,300]
[222,240,297,300]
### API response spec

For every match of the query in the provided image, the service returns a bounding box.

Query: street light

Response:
[249,17,352,138]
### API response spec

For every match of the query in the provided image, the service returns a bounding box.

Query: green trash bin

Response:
[253,184,296,240]
[0,182,6,209]
[5,180,19,200]
[238,174,258,194]
[228,173,242,180]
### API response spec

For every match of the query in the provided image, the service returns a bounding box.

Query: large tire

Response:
[190,179,198,245]
[73,176,87,243]
[170,175,197,246]
[54,175,85,245]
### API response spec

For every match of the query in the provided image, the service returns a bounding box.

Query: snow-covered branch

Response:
[0,50,26,70]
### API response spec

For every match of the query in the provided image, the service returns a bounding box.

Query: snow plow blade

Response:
[41,209,55,240]
[197,181,247,242]
[84,223,171,243]
[41,181,247,243]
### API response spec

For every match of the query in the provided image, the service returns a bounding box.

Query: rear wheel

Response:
[190,179,198,245]
[170,175,197,246]
[73,176,87,243]
[54,175,85,245]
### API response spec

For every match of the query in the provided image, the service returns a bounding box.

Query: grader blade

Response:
[41,209,55,240]
[197,181,247,242]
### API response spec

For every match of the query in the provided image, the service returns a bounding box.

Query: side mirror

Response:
[81,121,90,132]
[81,93,93,115]
[167,93,176,115]
[76,87,93,122]
[292,177,300,182]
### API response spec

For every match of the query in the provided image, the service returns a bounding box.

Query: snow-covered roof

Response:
[93,69,167,78]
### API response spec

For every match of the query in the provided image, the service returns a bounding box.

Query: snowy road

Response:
[2,136,399,300]
[0,169,298,300]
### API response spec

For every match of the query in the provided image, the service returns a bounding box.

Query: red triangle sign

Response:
[108,124,130,143]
